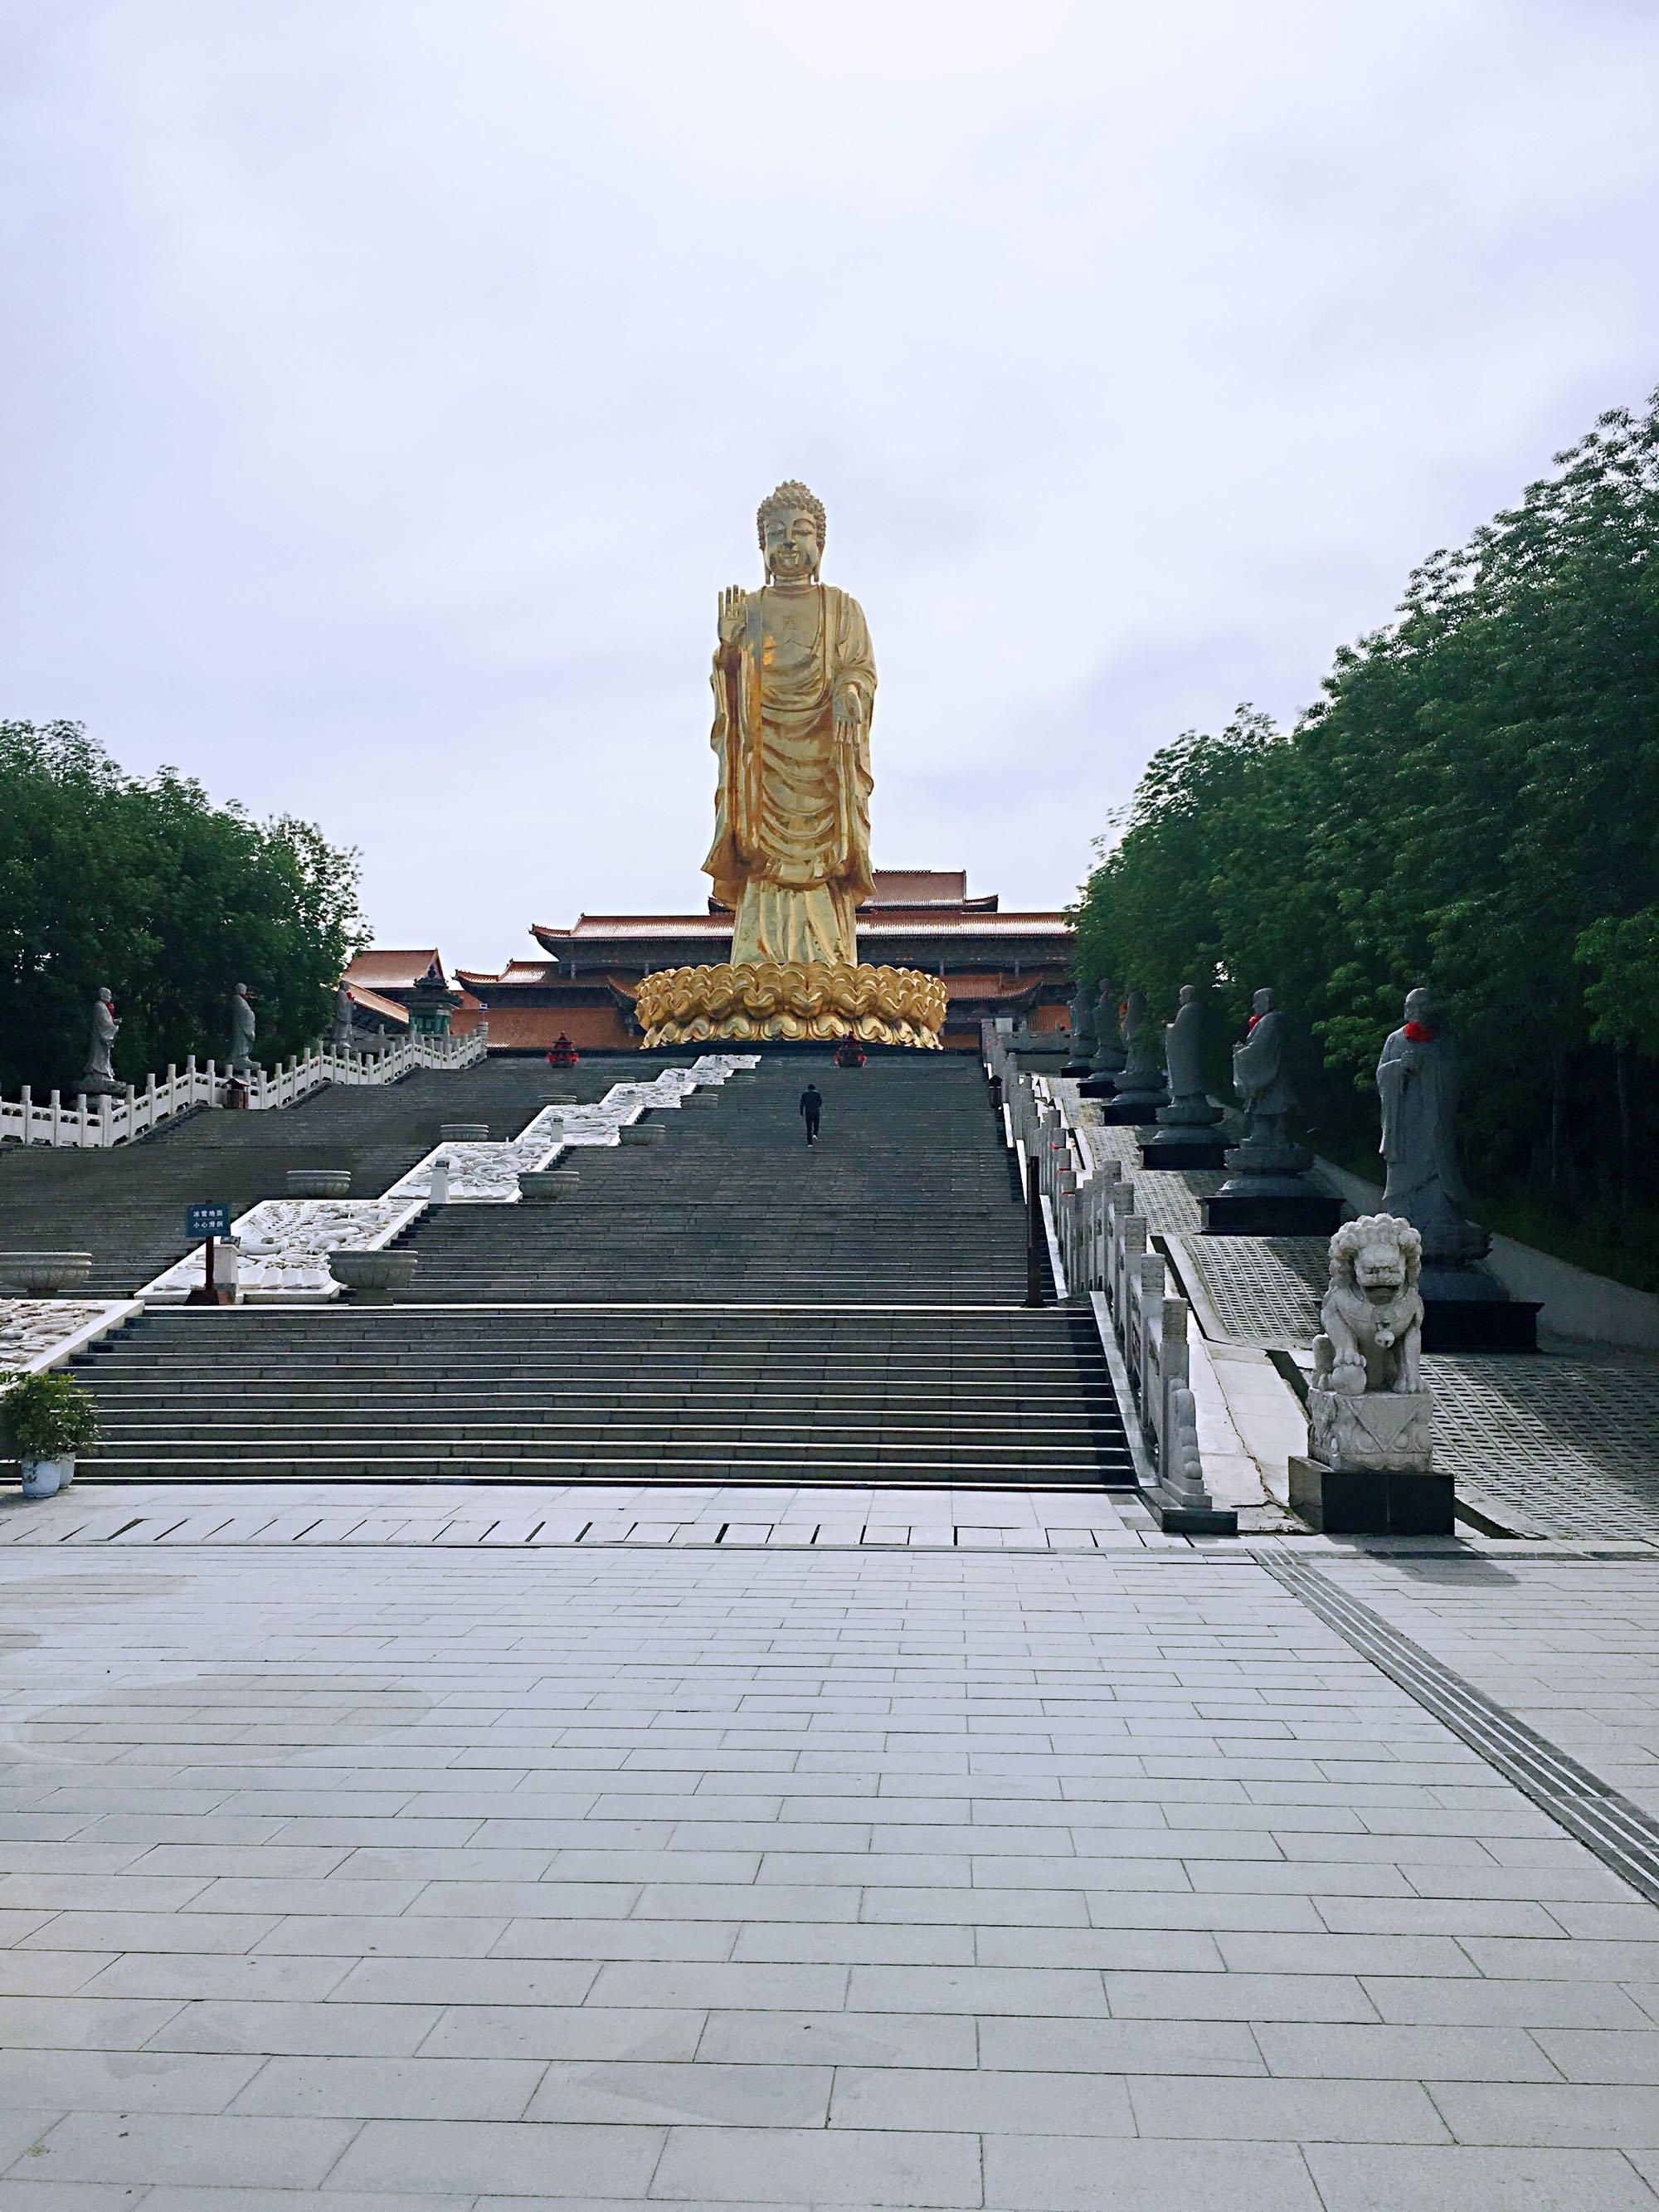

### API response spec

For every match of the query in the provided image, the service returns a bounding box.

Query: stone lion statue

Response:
[1310,1212,1424,1396]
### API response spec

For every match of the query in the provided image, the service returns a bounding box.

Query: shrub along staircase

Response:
[66,1052,1136,1488]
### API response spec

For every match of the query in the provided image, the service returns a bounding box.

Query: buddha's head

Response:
[758,480,825,582]
[1251,987,1275,1016]
[1404,985,1434,1025]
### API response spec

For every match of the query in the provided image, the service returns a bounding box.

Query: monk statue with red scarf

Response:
[1378,987,1489,1264]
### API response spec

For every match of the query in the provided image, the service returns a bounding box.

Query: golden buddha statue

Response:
[635,482,944,1049]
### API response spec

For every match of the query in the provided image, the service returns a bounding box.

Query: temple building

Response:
[348,874,1072,1054]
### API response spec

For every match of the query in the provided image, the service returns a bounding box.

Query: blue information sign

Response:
[186,1203,231,1239]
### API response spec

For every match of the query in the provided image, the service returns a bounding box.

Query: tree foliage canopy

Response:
[1073,393,1659,1279]
[0,721,367,1095]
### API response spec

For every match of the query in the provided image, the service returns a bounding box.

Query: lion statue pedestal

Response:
[1289,1214,1453,1537]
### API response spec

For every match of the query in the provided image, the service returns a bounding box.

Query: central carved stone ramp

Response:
[71,1050,1136,1487]
[75,1305,1131,1484]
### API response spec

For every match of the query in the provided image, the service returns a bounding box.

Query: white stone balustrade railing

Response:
[988,1041,1223,1518]
[0,1026,488,1150]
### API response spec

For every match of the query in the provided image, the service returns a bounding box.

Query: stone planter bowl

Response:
[681,1089,720,1108]
[619,1121,665,1146]
[18,1459,71,1500]
[327,1249,418,1300]
[518,1167,581,1205]
[537,1090,581,1106]
[440,1122,489,1142]
[286,1169,353,1198]
[0,1253,94,1296]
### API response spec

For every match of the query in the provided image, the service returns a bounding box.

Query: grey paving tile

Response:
[1532,2029,1659,2083]
[0,2051,261,2114]
[1127,2070,1449,2140]
[0,2110,66,2172]
[1363,1977,1656,2028]
[524,2059,830,2127]
[587,1961,849,2010]
[731,1924,975,1966]
[980,2133,1322,2210]
[419,2004,705,2062]
[19,1914,277,1955]
[0,2185,171,2209]
[650,2122,983,2205]
[324,2116,666,2195]
[831,2064,1134,2135]
[633,1883,861,1923]
[227,2052,543,2119]
[977,2016,1263,2074]
[1215,1930,1480,1976]
[332,1956,603,2007]
[76,1952,353,2002]
[17,2111,359,2189]
[1431,2081,1659,2146]
[1315,1895,1560,1936]
[1102,1970,1377,2021]
[0,1996,183,2050]
[697,2009,976,2068]
[1464,1937,1659,1981]
[846,1965,1106,2015]
[975,1927,1223,1971]
[489,1917,736,1961]
[252,1913,510,1956]
[1254,2020,1562,2081]
[0,1955,118,1999]
[145,1997,440,2056]
[140,2193,474,2211]
[1302,2142,1659,2210]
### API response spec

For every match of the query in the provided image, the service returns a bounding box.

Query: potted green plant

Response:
[2,1371,100,1499]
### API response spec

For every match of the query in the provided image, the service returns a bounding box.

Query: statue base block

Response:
[1289,1454,1455,1537]
[1422,1290,1540,1353]
[635,961,945,1050]
[1309,1385,1433,1474]
[1097,1090,1169,1126]
[1078,1071,1123,1099]
[1061,1057,1095,1078]
[1203,1183,1341,1236]
[1141,1133,1229,1170]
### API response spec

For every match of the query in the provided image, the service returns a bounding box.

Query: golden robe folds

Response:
[702,583,874,969]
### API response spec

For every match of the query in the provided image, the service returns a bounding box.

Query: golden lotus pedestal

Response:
[635,961,946,1050]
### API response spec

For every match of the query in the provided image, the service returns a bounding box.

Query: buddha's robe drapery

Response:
[702,583,875,969]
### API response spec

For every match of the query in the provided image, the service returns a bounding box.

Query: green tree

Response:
[1072,390,1659,1282]
[0,720,368,1095]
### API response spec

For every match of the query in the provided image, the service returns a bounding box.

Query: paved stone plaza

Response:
[5,1534,1659,2206]
[7,1055,1659,2205]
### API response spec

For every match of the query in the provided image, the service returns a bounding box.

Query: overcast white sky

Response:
[5,2,1658,971]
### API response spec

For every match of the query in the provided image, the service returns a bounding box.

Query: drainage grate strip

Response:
[1253,1547,1659,1908]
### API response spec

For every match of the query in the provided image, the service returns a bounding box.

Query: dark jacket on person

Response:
[800,1087,823,1122]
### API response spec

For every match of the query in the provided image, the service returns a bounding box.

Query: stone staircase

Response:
[72,1306,1130,1484]
[66,1051,1137,1488]
[0,1055,674,1297]
[397,1054,1030,1303]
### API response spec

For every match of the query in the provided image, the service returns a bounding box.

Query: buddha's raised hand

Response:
[718,587,747,646]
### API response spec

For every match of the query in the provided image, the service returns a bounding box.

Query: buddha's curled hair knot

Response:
[757,480,826,552]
